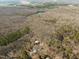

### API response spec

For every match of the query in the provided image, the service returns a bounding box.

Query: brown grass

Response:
[1,6,79,59]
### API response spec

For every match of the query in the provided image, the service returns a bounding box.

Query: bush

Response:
[49,24,79,59]
[0,27,30,46]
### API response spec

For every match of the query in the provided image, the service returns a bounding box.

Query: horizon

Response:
[0,0,79,5]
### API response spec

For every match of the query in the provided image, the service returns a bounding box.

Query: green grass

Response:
[0,27,30,46]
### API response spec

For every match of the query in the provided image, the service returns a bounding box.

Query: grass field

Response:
[0,6,79,59]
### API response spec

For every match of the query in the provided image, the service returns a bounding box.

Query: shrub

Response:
[21,50,32,59]
[49,24,79,59]
[0,27,30,46]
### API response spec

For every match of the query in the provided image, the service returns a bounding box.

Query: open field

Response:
[0,6,79,59]
[0,7,38,35]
